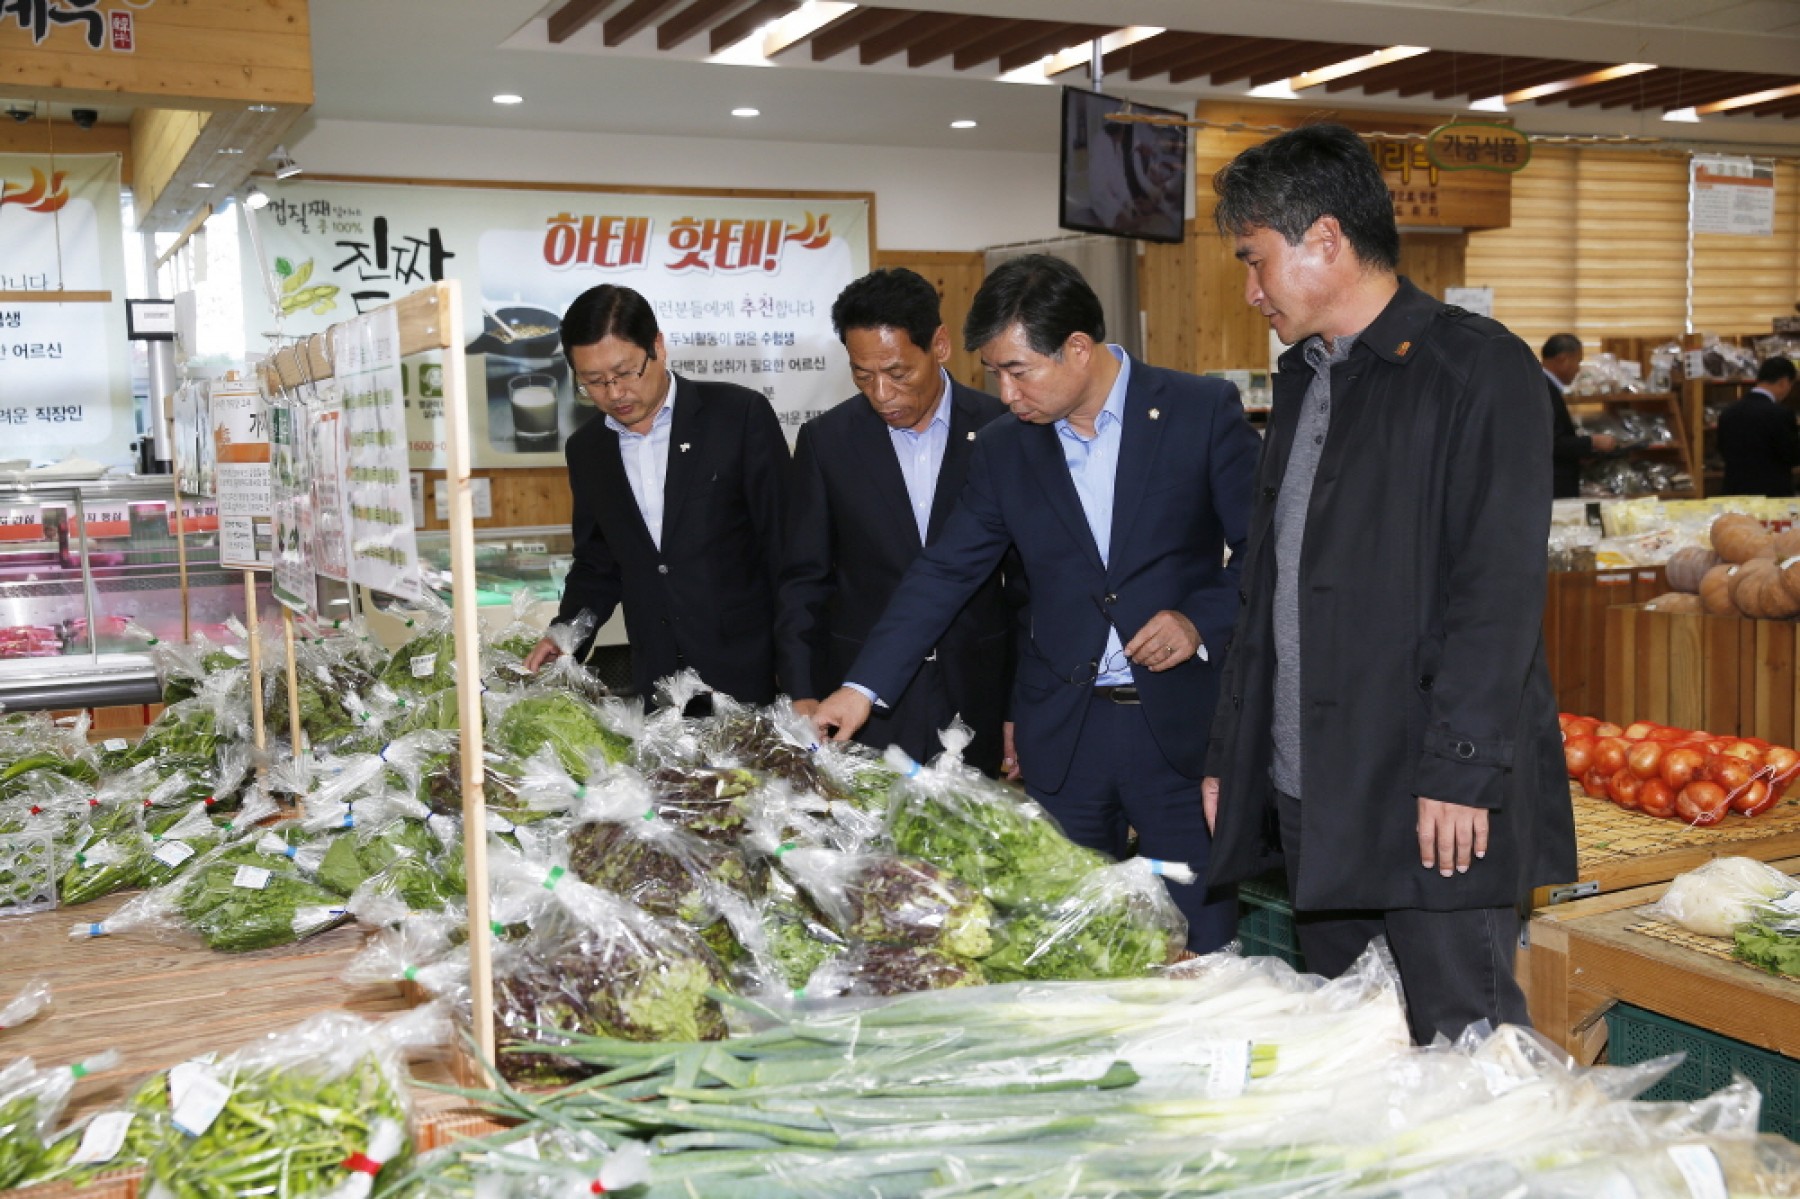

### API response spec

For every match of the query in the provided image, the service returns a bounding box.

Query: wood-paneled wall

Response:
[415,467,571,533]
[873,249,988,390]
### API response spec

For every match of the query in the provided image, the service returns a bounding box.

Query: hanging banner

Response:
[240,181,871,462]
[309,379,350,583]
[0,153,132,466]
[268,387,316,614]
[212,380,272,570]
[335,306,421,602]
[1692,155,1776,238]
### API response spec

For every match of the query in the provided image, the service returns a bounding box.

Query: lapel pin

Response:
[1395,341,1411,357]
[1149,408,1161,420]
[966,431,976,441]
[680,443,691,452]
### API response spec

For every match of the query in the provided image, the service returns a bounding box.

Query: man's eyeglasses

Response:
[576,352,654,396]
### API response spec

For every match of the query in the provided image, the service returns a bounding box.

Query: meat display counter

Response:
[0,478,270,711]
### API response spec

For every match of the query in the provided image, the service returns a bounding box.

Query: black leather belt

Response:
[1093,685,1140,705]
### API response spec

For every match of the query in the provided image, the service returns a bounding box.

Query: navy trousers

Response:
[1028,694,1238,952]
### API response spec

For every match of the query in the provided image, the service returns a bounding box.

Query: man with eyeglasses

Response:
[777,268,1017,775]
[525,284,790,706]
[808,255,1260,951]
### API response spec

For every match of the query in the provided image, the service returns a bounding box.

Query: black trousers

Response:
[858,660,1003,777]
[1276,789,1529,1045]
[1028,695,1238,953]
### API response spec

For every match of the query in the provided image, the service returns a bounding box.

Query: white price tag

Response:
[170,1070,232,1138]
[410,652,438,679]
[70,1111,133,1164]
[1126,1039,1252,1099]
[224,645,249,661]
[1668,1144,1727,1199]
[102,738,129,753]
[232,865,271,890]
[153,840,196,868]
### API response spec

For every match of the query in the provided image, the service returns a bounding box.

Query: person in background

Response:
[777,268,1018,775]
[1541,333,1617,499]
[808,254,1259,952]
[1716,356,1800,498]
[525,284,790,705]
[1203,123,1576,1044]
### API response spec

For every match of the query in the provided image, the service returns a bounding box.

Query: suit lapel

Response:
[1022,418,1106,573]
[925,381,977,544]
[850,399,924,551]
[658,375,701,541]
[1106,356,1166,574]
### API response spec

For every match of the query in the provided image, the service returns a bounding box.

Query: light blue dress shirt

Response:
[1057,346,1132,686]
[887,370,953,544]
[605,378,677,549]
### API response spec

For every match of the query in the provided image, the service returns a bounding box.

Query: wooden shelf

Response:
[1568,391,1680,405]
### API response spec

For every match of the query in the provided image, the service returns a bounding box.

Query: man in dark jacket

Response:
[1203,124,1576,1043]
[1717,356,1800,498]
[525,284,789,704]
[777,268,1016,774]
[1542,333,1616,499]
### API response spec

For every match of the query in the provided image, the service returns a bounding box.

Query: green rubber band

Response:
[543,865,566,889]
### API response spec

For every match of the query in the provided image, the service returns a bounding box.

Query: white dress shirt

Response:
[605,377,677,549]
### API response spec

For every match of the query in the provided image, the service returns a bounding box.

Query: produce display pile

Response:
[1560,712,1799,824]
[1651,856,1800,979]
[1652,513,1800,619]
[387,948,1800,1198]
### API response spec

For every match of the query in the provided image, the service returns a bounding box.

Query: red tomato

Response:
[1626,740,1664,779]
[1731,779,1775,816]
[1582,766,1612,800]
[1592,737,1629,775]
[1594,722,1624,738]
[1564,736,1596,776]
[1639,778,1678,818]
[1608,769,1643,809]
[1622,721,1658,741]
[1660,747,1706,790]
[1677,781,1731,826]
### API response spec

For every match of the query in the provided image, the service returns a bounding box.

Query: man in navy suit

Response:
[526,284,789,704]
[810,255,1260,950]
[778,268,1016,774]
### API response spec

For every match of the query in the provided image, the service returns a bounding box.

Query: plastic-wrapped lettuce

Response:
[983,858,1188,982]
[491,688,635,777]
[382,628,458,696]
[58,801,219,906]
[886,735,1108,909]
[780,847,995,959]
[803,942,987,998]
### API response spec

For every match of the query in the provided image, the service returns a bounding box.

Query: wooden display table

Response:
[1604,603,1800,744]
[1545,567,1666,717]
[1526,853,1800,1066]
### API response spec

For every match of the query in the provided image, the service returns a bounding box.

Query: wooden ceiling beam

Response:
[1120,32,1220,80]
[710,0,803,52]
[656,0,751,50]
[909,17,1015,68]
[949,20,1043,71]
[1750,98,1800,118]
[862,12,975,65]
[767,5,852,57]
[1323,50,1452,95]
[1201,40,1318,87]
[548,0,613,43]
[995,23,1109,75]
[1419,58,1587,99]
[603,0,681,45]
[1636,72,1800,110]
[811,7,912,60]
[1248,43,1383,88]
[1165,40,1281,85]
[1559,69,1682,108]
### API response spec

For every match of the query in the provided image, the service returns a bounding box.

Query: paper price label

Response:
[171,1070,232,1138]
[411,652,437,679]
[153,840,196,868]
[1668,1144,1727,1199]
[102,738,129,753]
[232,865,271,890]
[71,1112,133,1164]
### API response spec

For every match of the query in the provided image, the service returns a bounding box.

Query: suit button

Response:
[1455,741,1476,759]
[1262,486,1276,500]
[1104,593,1117,606]
[1418,675,1434,691]
[657,564,669,575]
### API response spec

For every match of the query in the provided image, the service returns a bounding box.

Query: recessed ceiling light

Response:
[493,93,523,105]
[732,107,760,118]
[1663,106,1701,123]
[950,119,977,129]
[217,147,244,155]
[193,181,215,188]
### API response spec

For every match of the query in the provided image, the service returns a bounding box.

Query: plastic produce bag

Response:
[983,857,1189,981]
[1649,856,1799,936]
[380,595,459,697]
[780,847,996,958]
[0,1051,121,1189]
[342,909,470,1003]
[489,684,635,778]
[803,942,988,998]
[885,733,1108,908]
[0,977,49,1032]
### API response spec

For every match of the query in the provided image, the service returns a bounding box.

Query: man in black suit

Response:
[525,284,789,704]
[1541,333,1616,499]
[810,256,1259,951]
[778,268,1014,775]
[1718,356,1800,498]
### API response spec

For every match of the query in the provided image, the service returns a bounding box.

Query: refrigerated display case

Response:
[0,478,270,710]
[409,524,627,647]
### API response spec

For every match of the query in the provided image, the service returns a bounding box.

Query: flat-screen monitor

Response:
[1059,88,1188,244]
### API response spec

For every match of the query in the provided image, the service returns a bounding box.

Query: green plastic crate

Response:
[1605,1003,1799,1142]
[1237,872,1306,971]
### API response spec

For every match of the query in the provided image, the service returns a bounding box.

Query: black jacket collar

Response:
[1276,276,1435,373]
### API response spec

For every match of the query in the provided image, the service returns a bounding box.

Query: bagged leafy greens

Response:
[803,941,988,998]
[0,1051,120,1189]
[491,688,634,778]
[780,847,995,959]
[983,857,1189,981]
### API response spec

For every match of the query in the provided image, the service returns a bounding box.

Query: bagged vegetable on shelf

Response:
[0,977,48,1032]
[380,602,459,697]
[982,857,1188,981]
[780,847,996,959]
[1648,855,1799,937]
[802,941,988,997]
[0,1050,121,1190]
[490,685,635,778]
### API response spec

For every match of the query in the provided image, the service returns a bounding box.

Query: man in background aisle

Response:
[1541,333,1617,499]
[1203,123,1576,1044]
[809,254,1259,952]
[777,268,1017,775]
[525,284,790,705]
[1717,356,1800,498]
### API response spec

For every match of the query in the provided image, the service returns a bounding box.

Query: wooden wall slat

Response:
[1667,611,1704,731]
[1704,614,1741,736]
